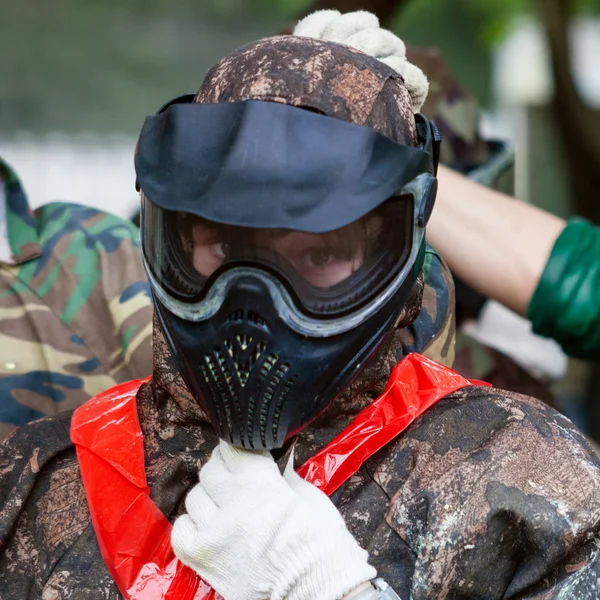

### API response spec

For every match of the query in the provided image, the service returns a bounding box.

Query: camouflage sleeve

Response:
[398,245,456,368]
[0,413,122,599]
[0,413,77,597]
[370,387,600,599]
[0,202,154,436]
[33,202,153,383]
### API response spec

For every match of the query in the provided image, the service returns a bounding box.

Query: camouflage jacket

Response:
[1,250,600,600]
[407,46,490,172]
[0,159,153,438]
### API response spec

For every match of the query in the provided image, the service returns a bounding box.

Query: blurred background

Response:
[1,0,600,436]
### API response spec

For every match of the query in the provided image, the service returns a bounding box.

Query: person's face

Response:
[190,219,369,288]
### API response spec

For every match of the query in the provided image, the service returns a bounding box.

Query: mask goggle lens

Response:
[142,195,414,318]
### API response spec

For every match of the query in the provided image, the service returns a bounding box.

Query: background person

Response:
[0,157,153,438]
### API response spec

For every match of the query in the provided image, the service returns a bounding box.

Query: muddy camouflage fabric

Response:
[401,245,455,367]
[2,35,599,600]
[0,158,153,438]
[194,36,417,145]
[407,46,490,170]
[0,244,453,597]
[1,251,599,599]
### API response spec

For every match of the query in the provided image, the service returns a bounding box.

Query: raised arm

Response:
[427,164,566,316]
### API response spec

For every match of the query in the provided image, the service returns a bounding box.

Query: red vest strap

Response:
[71,353,487,600]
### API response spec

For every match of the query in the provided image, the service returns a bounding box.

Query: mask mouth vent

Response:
[253,355,297,448]
[200,351,236,439]
[226,309,245,324]
[200,334,297,448]
[269,371,297,447]
[247,310,268,329]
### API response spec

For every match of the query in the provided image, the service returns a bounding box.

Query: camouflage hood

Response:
[0,158,41,266]
[408,46,514,194]
[195,36,418,146]
[151,34,454,450]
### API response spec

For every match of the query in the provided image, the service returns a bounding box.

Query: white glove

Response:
[293,10,429,113]
[171,440,376,600]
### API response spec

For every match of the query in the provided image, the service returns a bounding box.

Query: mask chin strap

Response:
[411,114,441,228]
[156,93,196,113]
[135,93,196,192]
[415,113,442,176]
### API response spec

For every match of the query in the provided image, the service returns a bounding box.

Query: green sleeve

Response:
[528,218,600,359]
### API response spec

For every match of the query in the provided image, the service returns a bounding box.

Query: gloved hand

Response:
[171,440,376,600]
[293,10,429,113]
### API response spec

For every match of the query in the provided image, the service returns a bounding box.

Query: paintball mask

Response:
[136,96,440,449]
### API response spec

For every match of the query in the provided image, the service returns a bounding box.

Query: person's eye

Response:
[211,242,228,259]
[302,248,335,268]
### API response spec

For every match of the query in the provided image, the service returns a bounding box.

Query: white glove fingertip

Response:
[284,446,296,472]
[171,514,202,564]
[185,483,218,529]
[382,55,406,75]
[283,455,303,487]
[292,9,429,113]
[283,461,329,502]
[321,11,380,43]
[198,445,231,502]
[346,29,406,61]
[218,438,275,473]
[398,61,429,113]
[293,10,341,38]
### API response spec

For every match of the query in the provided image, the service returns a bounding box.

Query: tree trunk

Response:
[538,0,600,223]
[538,0,600,443]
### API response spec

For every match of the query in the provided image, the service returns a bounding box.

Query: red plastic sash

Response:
[71,353,487,600]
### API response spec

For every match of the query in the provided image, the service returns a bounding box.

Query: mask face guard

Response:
[136,94,442,449]
[135,98,440,231]
[143,171,434,338]
[137,96,440,337]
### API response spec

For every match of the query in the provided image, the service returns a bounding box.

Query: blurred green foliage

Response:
[464,0,600,43]
[0,0,597,133]
[392,0,492,109]
[0,0,292,132]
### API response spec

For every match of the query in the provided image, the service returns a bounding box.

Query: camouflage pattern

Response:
[406,46,490,170]
[0,158,153,438]
[1,252,600,599]
[195,36,418,147]
[1,34,599,600]
[401,245,456,368]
